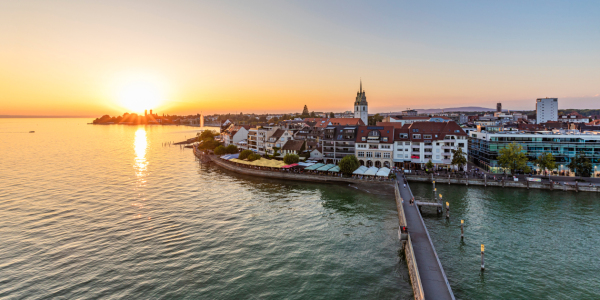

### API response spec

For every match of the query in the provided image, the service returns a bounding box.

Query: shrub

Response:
[239,150,253,160]
[283,153,300,164]
[225,144,238,154]
[248,154,261,161]
[339,155,359,176]
[214,145,227,155]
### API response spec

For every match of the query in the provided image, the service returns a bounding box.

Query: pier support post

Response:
[481,244,485,270]
[461,220,464,240]
[502,179,505,188]
[485,174,487,187]
[527,180,529,189]
[448,175,451,185]
[446,202,449,219]
[576,181,578,192]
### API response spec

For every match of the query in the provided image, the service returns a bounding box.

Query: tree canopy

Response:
[225,144,238,154]
[329,112,335,118]
[535,152,556,173]
[367,113,383,125]
[497,143,530,174]
[339,155,359,176]
[451,147,467,170]
[247,153,261,161]
[568,152,592,177]
[239,150,254,160]
[214,145,227,155]
[425,160,434,172]
[283,153,300,164]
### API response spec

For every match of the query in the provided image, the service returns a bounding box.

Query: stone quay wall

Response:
[405,175,600,193]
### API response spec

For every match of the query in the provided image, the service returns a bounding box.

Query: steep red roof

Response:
[355,126,394,144]
[329,118,365,126]
[404,121,466,142]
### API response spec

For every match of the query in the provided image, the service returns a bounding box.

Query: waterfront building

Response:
[536,98,558,123]
[322,125,358,164]
[385,121,468,169]
[354,126,394,168]
[247,128,258,152]
[468,129,600,174]
[281,140,306,156]
[354,80,369,125]
[222,125,250,146]
[256,126,277,155]
[265,129,293,156]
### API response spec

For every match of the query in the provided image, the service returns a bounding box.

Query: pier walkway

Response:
[398,174,454,300]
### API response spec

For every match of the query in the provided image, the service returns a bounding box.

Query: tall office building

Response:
[496,103,502,113]
[536,98,558,123]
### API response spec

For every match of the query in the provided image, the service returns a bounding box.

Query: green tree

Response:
[568,152,592,177]
[258,115,267,122]
[239,149,254,160]
[214,145,227,155]
[310,111,316,118]
[225,144,238,154]
[535,152,556,174]
[498,143,530,174]
[199,130,216,141]
[329,112,335,118]
[272,147,281,157]
[451,147,467,171]
[283,153,300,164]
[425,159,434,173]
[367,113,383,125]
[338,155,359,176]
[248,153,261,161]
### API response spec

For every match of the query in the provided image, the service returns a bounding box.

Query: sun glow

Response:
[116,76,167,113]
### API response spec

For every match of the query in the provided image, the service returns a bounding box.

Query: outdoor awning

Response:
[376,167,391,177]
[316,164,336,171]
[297,162,315,167]
[364,167,379,176]
[328,166,340,172]
[304,163,324,171]
[281,163,299,168]
[220,153,240,160]
[352,166,368,175]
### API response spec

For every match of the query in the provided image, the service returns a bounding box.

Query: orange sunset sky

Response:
[1,1,599,117]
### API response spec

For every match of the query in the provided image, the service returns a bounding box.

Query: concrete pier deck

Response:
[398,174,454,300]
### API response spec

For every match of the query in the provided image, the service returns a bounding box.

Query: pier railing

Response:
[405,235,425,300]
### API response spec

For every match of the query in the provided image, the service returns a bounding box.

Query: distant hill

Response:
[416,107,498,114]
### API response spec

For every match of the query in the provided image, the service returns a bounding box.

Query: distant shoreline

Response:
[0,115,95,118]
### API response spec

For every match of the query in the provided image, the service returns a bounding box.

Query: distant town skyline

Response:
[2,1,599,116]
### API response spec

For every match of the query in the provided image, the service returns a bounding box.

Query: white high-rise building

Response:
[536,98,558,123]
[354,80,368,125]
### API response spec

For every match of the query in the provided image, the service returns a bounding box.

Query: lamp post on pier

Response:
[481,244,485,270]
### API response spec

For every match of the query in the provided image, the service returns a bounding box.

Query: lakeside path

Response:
[398,174,455,300]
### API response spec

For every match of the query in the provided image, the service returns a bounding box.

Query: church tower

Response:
[354,80,368,125]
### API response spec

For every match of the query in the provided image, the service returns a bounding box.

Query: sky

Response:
[1,0,599,116]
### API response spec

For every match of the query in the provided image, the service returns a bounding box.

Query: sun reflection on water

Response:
[134,128,148,184]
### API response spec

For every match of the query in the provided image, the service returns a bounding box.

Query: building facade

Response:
[391,122,468,169]
[536,98,558,123]
[355,126,394,168]
[322,126,358,164]
[469,130,600,175]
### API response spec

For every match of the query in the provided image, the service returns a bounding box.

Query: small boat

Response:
[29,131,35,133]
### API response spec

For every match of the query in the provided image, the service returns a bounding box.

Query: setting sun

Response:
[117,80,164,113]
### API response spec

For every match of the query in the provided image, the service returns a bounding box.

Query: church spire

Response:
[360,78,362,94]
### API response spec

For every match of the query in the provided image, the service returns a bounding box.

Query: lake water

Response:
[411,182,600,299]
[0,118,411,299]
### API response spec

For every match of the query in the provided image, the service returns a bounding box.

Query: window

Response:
[362,137,366,141]
[405,154,409,158]
[436,155,440,159]
[424,135,432,139]
[375,152,381,158]
[413,134,421,139]
[381,145,391,149]
[412,129,419,132]
[358,151,365,157]
[366,152,373,158]
[383,137,388,142]
[383,153,391,159]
